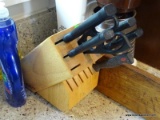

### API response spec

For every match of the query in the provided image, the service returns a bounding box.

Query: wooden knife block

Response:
[21,27,102,111]
[38,66,99,111]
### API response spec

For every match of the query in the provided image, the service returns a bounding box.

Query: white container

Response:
[55,0,87,29]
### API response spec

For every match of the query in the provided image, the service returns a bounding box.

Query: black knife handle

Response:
[68,29,114,57]
[114,17,136,32]
[92,52,134,71]
[108,28,143,48]
[63,4,117,43]
[126,28,143,40]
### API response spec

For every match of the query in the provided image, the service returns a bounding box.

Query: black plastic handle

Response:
[68,29,114,57]
[104,28,143,55]
[108,28,143,48]
[126,28,143,39]
[92,52,134,71]
[114,17,136,32]
[63,4,117,43]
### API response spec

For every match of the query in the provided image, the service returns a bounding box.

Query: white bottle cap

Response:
[0,2,9,19]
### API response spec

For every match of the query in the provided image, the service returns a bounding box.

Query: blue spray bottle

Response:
[0,1,26,107]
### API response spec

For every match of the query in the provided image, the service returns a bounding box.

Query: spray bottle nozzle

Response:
[0,2,5,7]
[0,1,9,19]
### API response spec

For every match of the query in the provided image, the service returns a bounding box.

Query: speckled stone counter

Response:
[0,8,150,120]
[0,79,145,120]
[15,8,57,56]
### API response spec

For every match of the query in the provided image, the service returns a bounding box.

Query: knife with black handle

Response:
[92,52,134,71]
[67,29,114,57]
[67,17,137,57]
[63,4,117,43]
[104,28,143,55]
[113,17,136,32]
[92,28,143,71]
[77,17,136,46]
[85,28,143,54]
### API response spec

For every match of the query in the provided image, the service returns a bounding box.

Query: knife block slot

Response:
[21,27,102,111]
[70,64,81,71]
[37,66,99,111]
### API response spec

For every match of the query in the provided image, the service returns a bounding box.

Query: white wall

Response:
[6,0,55,20]
[5,0,31,7]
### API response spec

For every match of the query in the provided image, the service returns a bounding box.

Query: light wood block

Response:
[21,26,101,111]
[38,66,99,111]
[21,27,102,92]
[96,64,160,120]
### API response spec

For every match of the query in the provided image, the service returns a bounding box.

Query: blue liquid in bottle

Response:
[0,2,26,107]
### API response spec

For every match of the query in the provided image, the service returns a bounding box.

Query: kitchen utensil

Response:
[92,28,143,71]
[68,17,136,57]
[92,52,134,71]
[68,29,114,57]
[62,4,117,43]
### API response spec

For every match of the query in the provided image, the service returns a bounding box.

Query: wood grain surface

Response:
[21,26,102,92]
[97,64,160,120]
[38,66,99,111]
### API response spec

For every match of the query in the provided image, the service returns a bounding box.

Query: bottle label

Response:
[2,71,13,95]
